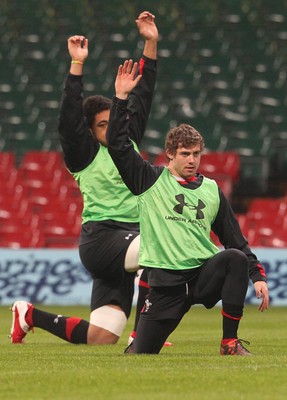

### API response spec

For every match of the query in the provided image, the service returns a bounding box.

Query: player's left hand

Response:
[253,281,269,312]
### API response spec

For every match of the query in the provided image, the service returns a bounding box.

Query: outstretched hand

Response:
[68,35,88,63]
[115,60,142,100]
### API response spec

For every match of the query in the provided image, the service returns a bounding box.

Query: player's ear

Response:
[166,149,174,161]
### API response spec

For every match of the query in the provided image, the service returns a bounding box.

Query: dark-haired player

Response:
[10,12,161,346]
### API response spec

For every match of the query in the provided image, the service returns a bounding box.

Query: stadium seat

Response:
[0,228,45,248]
[0,167,19,192]
[58,182,82,205]
[222,130,270,158]
[260,234,287,248]
[247,197,287,219]
[245,214,284,234]
[43,216,81,248]
[3,137,47,155]
[269,134,287,180]
[18,168,65,200]
[237,156,270,195]
[244,198,287,245]
[0,214,41,234]
[0,198,30,221]
[0,151,16,171]
[41,201,82,224]
[248,223,281,245]
[200,151,240,183]
[24,185,70,214]
[153,151,168,166]
[19,150,64,171]
[213,174,233,200]
[0,183,26,206]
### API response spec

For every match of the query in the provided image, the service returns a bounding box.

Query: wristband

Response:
[71,60,84,65]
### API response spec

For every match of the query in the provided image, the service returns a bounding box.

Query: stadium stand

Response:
[1,0,287,247]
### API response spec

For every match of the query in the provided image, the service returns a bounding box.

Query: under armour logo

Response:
[125,233,134,240]
[54,315,63,324]
[173,194,206,219]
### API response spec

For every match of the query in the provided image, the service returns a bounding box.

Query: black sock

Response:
[32,308,89,344]
[222,303,243,339]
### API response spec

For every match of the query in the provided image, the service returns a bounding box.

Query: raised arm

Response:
[127,11,158,145]
[136,11,158,60]
[68,35,88,75]
[58,35,96,172]
[108,60,161,194]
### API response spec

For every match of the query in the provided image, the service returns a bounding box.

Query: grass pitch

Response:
[0,305,286,400]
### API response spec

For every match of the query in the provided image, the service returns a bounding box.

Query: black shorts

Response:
[142,249,249,321]
[79,220,139,279]
[140,284,195,321]
[79,220,140,317]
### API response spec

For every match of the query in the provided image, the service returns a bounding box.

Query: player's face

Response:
[166,145,202,179]
[91,109,110,146]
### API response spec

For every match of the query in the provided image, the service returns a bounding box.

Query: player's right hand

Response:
[68,35,88,63]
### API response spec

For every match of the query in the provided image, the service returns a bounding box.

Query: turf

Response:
[0,305,286,400]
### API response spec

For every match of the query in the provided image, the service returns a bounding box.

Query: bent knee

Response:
[226,248,249,264]
[225,249,249,278]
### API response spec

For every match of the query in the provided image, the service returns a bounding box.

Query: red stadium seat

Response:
[260,234,287,248]
[0,151,16,172]
[236,214,248,233]
[153,151,168,166]
[199,151,240,183]
[0,228,45,248]
[247,226,287,248]
[43,215,81,247]
[0,184,26,208]
[0,199,30,221]
[246,224,287,247]
[41,201,82,222]
[0,214,41,233]
[20,151,64,171]
[58,183,82,205]
[0,168,20,194]
[247,197,287,219]
[18,168,65,193]
[213,174,233,200]
[245,213,283,231]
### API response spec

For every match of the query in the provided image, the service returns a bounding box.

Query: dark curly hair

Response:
[83,95,112,129]
[165,123,205,157]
